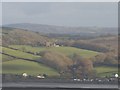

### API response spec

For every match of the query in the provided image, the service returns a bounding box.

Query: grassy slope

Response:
[2,47,41,60]
[2,54,15,62]
[9,45,99,58]
[2,45,118,77]
[95,66,118,77]
[0,53,1,60]
[3,59,59,76]
[2,47,59,76]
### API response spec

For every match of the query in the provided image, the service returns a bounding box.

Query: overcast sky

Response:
[2,2,118,27]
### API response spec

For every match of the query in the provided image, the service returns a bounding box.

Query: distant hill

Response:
[2,27,51,46]
[4,23,117,35]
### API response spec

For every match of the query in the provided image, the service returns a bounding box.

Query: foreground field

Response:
[3,59,59,76]
[9,45,99,58]
[2,45,118,78]
[95,66,118,77]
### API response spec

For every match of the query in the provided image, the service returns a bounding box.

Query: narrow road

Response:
[2,82,118,89]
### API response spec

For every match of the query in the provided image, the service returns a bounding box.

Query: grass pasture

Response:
[9,45,99,58]
[2,54,15,62]
[2,47,41,60]
[0,54,2,61]
[3,59,59,76]
[94,66,118,77]
[2,45,118,78]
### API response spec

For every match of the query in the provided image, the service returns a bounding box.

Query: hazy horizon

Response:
[2,22,118,28]
[2,2,118,27]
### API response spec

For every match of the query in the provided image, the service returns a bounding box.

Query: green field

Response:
[2,54,15,62]
[95,66,118,77]
[3,59,59,76]
[9,45,99,58]
[2,47,41,60]
[2,45,118,77]
[0,54,2,63]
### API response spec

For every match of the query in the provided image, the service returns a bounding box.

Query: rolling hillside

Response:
[2,27,52,46]
[2,46,117,77]
[2,47,59,76]
[1,27,118,78]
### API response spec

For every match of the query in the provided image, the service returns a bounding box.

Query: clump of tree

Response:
[92,52,118,67]
[39,50,73,77]
[72,41,109,52]
[39,51,96,79]
[68,53,95,79]
[104,52,118,66]
[92,53,106,65]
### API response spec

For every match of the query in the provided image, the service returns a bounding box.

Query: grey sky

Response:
[2,2,118,27]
